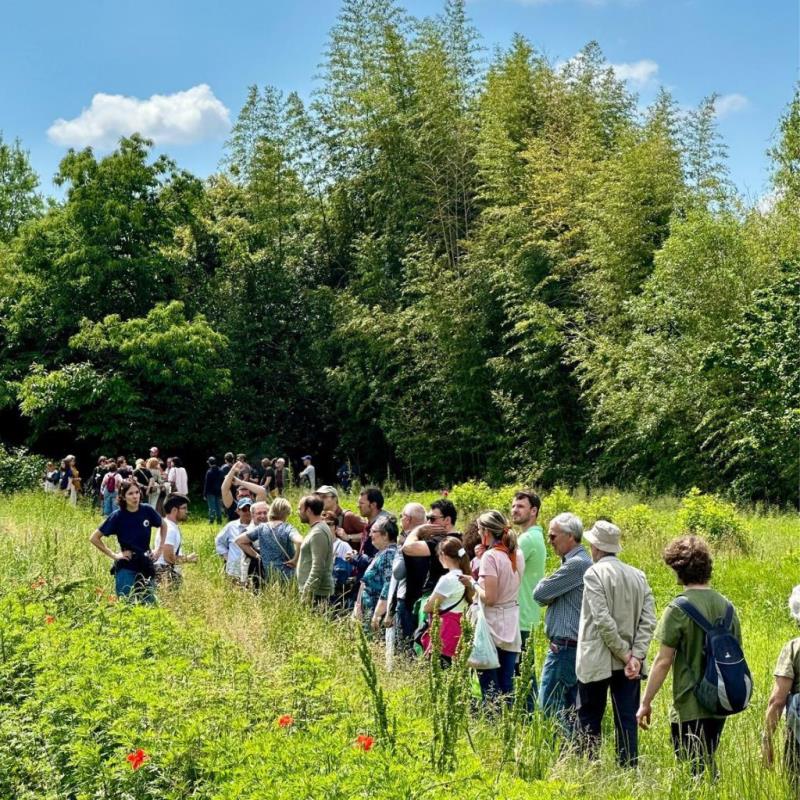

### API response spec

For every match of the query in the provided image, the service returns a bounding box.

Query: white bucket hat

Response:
[584,520,622,554]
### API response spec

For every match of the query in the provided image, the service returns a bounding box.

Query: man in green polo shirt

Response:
[512,490,546,710]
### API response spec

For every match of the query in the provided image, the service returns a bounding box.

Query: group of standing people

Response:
[79,467,800,784]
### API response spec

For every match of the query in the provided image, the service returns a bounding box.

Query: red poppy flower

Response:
[443,490,449,497]
[126,749,148,770]
[94,586,105,596]
[356,734,374,752]
[31,577,46,590]
[107,595,117,604]
[277,714,294,728]
[44,615,55,625]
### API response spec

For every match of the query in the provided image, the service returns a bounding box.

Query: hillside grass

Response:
[0,488,798,799]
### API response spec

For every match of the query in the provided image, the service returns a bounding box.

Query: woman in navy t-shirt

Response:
[90,479,166,603]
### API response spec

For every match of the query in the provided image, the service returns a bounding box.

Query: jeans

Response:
[478,648,518,705]
[518,629,540,712]
[577,670,641,767]
[114,568,155,605]
[102,490,117,517]
[539,643,579,732]
[206,494,223,523]
[397,598,417,652]
[670,717,726,776]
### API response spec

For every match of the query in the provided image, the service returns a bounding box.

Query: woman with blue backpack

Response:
[762,585,800,787]
[636,535,750,777]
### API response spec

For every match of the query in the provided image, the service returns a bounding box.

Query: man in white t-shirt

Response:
[167,457,189,495]
[153,495,197,586]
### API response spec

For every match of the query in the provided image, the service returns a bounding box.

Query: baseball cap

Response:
[302,454,312,461]
[316,485,338,498]
[237,497,254,509]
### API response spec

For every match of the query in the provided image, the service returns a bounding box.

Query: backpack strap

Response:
[723,602,734,630]
[673,596,712,633]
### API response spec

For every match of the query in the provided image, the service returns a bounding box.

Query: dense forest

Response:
[0,0,797,502]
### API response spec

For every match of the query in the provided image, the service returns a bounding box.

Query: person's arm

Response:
[632,582,657,665]
[234,478,267,500]
[221,467,236,508]
[235,531,260,561]
[636,644,676,728]
[763,676,793,767]
[214,529,230,559]
[583,567,630,664]
[533,559,584,605]
[89,529,130,561]
[160,543,198,565]
[423,592,447,614]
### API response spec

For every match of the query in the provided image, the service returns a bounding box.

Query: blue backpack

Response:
[674,596,753,716]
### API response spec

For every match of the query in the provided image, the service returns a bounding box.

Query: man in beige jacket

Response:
[575,520,656,767]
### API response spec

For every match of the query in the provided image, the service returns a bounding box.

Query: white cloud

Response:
[713,93,749,119]
[611,59,659,87]
[48,84,230,149]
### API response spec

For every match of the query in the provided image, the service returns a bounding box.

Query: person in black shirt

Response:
[89,479,166,603]
[400,499,461,633]
[203,456,224,524]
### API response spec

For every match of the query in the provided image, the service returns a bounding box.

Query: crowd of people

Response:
[40,449,800,781]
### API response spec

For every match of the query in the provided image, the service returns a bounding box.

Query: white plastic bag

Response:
[468,601,499,670]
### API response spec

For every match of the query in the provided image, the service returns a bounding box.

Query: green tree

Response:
[0,134,43,242]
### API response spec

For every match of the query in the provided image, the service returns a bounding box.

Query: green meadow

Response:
[0,486,798,799]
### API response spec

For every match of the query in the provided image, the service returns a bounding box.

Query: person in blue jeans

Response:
[533,512,592,731]
[89,479,166,604]
[203,456,224,524]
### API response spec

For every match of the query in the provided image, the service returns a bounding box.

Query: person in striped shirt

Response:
[533,512,591,731]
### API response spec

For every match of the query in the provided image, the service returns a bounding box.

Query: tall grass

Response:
[0,490,798,798]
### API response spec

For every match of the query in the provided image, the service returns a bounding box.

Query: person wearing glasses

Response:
[533,512,591,731]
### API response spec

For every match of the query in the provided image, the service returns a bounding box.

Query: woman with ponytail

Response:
[420,536,474,664]
[460,509,524,703]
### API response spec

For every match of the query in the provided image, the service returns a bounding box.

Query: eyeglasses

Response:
[427,514,443,522]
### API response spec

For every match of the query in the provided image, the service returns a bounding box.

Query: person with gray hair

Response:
[385,502,427,649]
[762,585,800,783]
[533,512,591,727]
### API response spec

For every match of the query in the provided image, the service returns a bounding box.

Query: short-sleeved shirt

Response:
[774,638,800,694]
[517,525,546,632]
[215,520,248,577]
[422,532,462,595]
[431,569,467,613]
[656,588,742,722]
[154,520,182,570]
[247,522,298,579]
[479,547,524,651]
[99,503,162,575]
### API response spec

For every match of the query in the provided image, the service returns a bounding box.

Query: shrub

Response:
[449,480,493,515]
[581,492,622,527]
[0,445,46,494]
[678,487,750,552]
[539,486,573,527]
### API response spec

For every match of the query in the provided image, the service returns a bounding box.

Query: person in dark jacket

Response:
[203,457,224,524]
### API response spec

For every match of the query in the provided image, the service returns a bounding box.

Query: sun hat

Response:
[584,520,622,554]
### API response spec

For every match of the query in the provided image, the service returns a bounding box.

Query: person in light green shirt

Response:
[511,490,546,709]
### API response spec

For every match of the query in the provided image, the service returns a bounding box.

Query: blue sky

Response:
[1,0,796,203]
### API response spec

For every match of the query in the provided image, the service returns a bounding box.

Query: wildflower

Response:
[108,595,117,604]
[277,714,294,728]
[443,490,449,497]
[356,734,374,752]
[94,586,105,596]
[126,748,148,770]
[44,615,55,625]
[31,577,46,590]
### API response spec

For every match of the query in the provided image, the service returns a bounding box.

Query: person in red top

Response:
[316,485,366,547]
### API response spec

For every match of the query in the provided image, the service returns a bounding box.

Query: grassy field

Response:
[0,486,798,799]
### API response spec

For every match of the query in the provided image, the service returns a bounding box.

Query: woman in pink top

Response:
[461,509,524,704]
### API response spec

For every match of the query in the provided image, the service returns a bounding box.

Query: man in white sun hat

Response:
[575,519,656,769]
